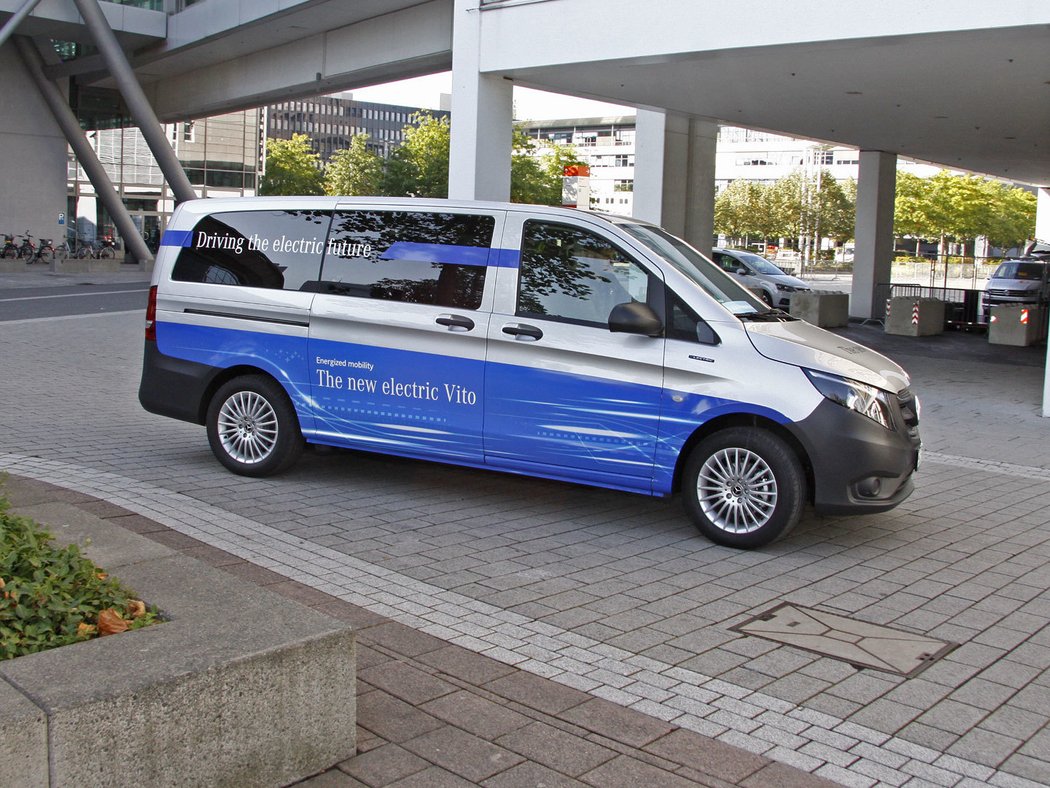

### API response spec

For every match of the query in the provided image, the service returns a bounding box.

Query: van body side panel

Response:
[483,356,663,491]
[305,317,488,460]
[138,341,218,424]
[153,321,314,431]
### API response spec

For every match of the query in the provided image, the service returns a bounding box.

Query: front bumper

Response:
[790,398,920,515]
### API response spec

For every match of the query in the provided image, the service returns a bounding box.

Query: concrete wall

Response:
[150,0,453,119]
[0,47,68,249]
[474,0,1045,71]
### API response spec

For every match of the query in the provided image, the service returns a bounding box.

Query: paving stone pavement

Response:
[2,283,1049,787]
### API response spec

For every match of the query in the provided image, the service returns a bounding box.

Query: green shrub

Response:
[0,496,159,660]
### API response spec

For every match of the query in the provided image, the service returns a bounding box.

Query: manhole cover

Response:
[732,603,956,677]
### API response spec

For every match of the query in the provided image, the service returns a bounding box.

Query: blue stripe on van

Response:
[491,249,520,268]
[383,242,491,267]
[160,229,194,248]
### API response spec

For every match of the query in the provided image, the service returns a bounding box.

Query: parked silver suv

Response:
[710,247,811,308]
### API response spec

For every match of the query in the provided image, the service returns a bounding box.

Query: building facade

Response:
[523,117,944,217]
[69,108,261,249]
[266,92,451,162]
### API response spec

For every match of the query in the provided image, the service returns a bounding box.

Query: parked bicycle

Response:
[1,233,17,259]
[60,237,98,259]
[97,234,118,259]
[15,232,54,264]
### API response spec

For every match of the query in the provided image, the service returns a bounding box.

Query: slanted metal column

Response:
[0,0,43,50]
[72,0,196,204]
[14,36,152,265]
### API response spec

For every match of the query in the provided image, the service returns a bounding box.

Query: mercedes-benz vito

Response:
[139,198,920,548]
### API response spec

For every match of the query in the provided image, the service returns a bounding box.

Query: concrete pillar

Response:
[73,0,196,205]
[633,109,716,255]
[1040,188,1050,417]
[0,45,66,249]
[448,0,513,201]
[15,36,152,265]
[851,150,897,320]
[1036,187,1050,244]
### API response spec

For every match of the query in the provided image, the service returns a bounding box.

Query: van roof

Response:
[172,195,640,225]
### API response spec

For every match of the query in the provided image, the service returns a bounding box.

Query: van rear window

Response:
[172,210,332,290]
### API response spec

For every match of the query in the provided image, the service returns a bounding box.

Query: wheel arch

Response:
[196,364,288,424]
[671,412,814,503]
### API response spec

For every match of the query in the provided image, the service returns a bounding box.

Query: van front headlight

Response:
[804,369,893,429]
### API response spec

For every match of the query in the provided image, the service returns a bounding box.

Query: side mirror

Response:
[609,302,663,337]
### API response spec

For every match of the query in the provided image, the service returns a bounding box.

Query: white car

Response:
[711,247,811,309]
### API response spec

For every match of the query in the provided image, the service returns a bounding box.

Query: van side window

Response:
[171,210,331,291]
[517,220,652,326]
[320,211,493,309]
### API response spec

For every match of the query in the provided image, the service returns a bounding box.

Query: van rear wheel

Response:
[206,376,303,476]
[683,427,804,549]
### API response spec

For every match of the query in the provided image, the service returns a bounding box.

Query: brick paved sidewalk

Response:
[3,475,832,788]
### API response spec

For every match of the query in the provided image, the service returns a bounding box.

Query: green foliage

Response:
[510,128,585,206]
[324,133,383,196]
[0,496,159,660]
[260,133,324,196]
[381,112,451,198]
[895,170,1036,249]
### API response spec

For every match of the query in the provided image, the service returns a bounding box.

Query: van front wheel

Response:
[683,427,804,549]
[206,376,303,476]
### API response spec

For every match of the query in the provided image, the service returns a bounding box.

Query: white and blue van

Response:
[139,197,920,548]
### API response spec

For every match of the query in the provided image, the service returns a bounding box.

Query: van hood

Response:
[744,320,910,393]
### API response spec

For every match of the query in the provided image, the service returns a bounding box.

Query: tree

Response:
[714,180,764,242]
[813,172,855,252]
[259,133,324,196]
[381,112,450,198]
[510,128,585,206]
[898,170,1036,255]
[324,133,383,196]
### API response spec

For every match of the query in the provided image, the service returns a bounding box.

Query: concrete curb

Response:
[0,494,356,788]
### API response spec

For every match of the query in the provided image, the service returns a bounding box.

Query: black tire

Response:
[682,427,805,549]
[99,246,116,259]
[39,247,54,263]
[1,247,15,259]
[206,375,303,477]
[76,246,90,259]
[760,290,774,307]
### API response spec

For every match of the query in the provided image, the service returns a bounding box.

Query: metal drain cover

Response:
[732,603,957,677]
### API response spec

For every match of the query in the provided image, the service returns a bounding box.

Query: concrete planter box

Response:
[0,502,356,788]
[52,257,123,274]
[988,304,1048,346]
[789,290,849,327]
[0,259,28,273]
[885,296,945,336]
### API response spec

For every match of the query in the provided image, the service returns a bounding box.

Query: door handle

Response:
[502,323,543,340]
[436,313,475,331]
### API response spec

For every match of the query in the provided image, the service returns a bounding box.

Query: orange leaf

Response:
[96,572,108,581]
[77,622,97,637]
[127,600,146,619]
[97,608,129,636]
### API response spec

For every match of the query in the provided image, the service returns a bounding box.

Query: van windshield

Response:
[992,261,1046,281]
[733,251,784,276]
[619,222,768,316]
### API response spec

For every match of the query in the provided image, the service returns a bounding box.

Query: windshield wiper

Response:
[739,309,795,322]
